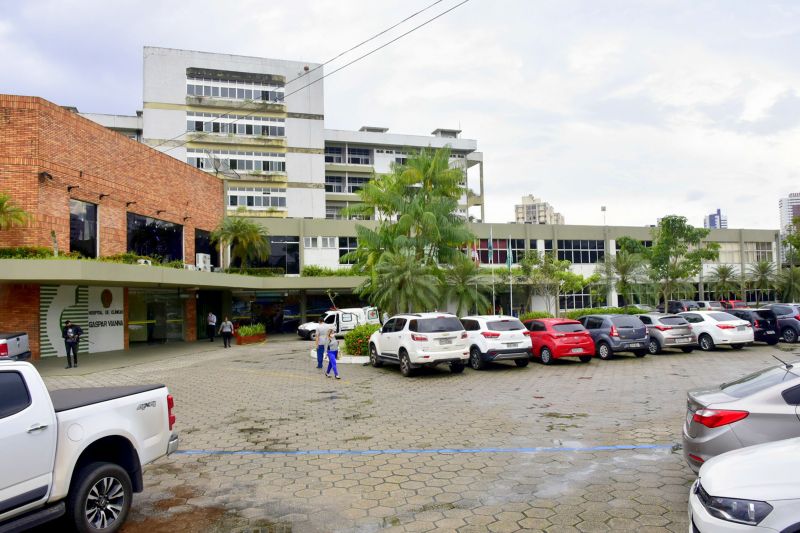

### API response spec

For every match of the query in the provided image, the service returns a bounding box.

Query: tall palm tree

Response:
[211,218,270,268]
[0,193,30,230]
[440,254,489,316]
[362,248,439,315]
[748,260,775,305]
[709,264,738,300]
[778,267,800,303]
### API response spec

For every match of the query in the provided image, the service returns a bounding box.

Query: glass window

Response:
[610,316,644,328]
[194,229,218,269]
[487,319,525,331]
[556,240,605,263]
[0,372,31,419]
[70,199,98,258]
[709,312,738,322]
[528,321,546,332]
[394,318,407,331]
[639,315,652,324]
[660,316,689,325]
[127,213,183,262]
[722,365,798,399]
[338,236,358,264]
[325,176,344,193]
[553,323,585,333]
[411,317,464,333]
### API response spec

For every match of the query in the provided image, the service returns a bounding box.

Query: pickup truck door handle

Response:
[27,423,49,433]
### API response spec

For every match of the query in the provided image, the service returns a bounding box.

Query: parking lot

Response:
[41,339,799,533]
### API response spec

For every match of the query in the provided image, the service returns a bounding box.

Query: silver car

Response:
[683,360,800,472]
[636,314,696,354]
[696,300,724,311]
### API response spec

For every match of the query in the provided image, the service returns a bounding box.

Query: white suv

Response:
[679,311,754,351]
[368,313,469,377]
[460,315,531,370]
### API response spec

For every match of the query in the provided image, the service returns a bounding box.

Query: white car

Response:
[459,315,531,370]
[679,311,754,351]
[297,307,380,340]
[368,313,469,377]
[696,300,725,311]
[689,436,800,531]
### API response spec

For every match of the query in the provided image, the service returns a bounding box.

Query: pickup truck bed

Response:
[50,385,166,412]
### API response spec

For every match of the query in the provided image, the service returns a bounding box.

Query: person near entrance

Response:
[207,312,217,342]
[62,320,83,369]
[316,317,331,369]
[219,316,234,348]
[325,329,340,379]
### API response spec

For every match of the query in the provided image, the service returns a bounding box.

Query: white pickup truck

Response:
[0,361,179,533]
[297,307,381,340]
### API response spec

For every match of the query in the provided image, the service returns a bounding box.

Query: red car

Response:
[523,318,595,364]
[720,300,746,310]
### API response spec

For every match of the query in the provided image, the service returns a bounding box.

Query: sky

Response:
[2,0,799,229]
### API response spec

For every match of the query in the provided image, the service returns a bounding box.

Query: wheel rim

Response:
[787,330,797,343]
[541,349,551,363]
[599,345,609,359]
[310,331,316,341]
[648,340,658,354]
[401,355,409,374]
[85,476,125,529]
[701,337,710,350]
[370,346,377,364]
[470,349,480,369]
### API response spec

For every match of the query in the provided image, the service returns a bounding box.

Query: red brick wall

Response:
[0,284,40,359]
[183,291,197,342]
[0,95,223,263]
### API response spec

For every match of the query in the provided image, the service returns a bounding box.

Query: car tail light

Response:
[753,320,760,328]
[411,334,428,342]
[167,394,176,431]
[481,331,500,338]
[692,409,748,428]
[610,325,619,337]
[522,330,532,336]
[0,343,7,357]
[654,325,672,331]
[795,314,800,321]
[460,332,468,339]
[688,454,704,464]
[716,324,736,330]
[745,323,753,328]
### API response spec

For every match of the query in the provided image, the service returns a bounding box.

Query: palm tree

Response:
[709,264,738,300]
[748,260,775,305]
[211,218,270,268]
[0,193,30,230]
[440,254,489,316]
[595,249,646,306]
[361,248,439,314]
[778,267,800,303]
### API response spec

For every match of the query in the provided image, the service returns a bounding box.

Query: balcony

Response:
[185,96,286,114]
[186,133,286,149]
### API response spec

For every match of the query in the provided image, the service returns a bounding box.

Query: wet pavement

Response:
[41,339,800,532]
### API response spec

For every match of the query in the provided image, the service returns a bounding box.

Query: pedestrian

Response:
[62,320,83,369]
[382,311,389,324]
[325,329,340,379]
[218,316,234,348]
[207,311,217,342]
[315,316,329,369]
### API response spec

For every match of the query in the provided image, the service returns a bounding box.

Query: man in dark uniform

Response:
[62,320,83,369]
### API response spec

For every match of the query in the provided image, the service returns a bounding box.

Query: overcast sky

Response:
[2,0,799,229]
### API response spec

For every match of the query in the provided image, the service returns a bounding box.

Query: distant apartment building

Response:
[514,195,564,225]
[779,193,800,263]
[703,208,728,229]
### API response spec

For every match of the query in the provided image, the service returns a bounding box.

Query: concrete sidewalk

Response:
[34,333,300,378]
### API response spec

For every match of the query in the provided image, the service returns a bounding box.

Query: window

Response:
[186,78,285,103]
[477,239,525,265]
[321,237,337,248]
[639,315,652,325]
[187,149,286,175]
[339,237,358,264]
[325,175,344,193]
[460,319,481,331]
[722,365,797,399]
[559,289,593,310]
[382,319,396,332]
[326,202,345,220]
[304,237,318,248]
[325,146,343,163]
[743,242,773,263]
[127,213,183,262]
[528,321,546,332]
[584,317,604,329]
[682,313,704,324]
[194,229,218,268]
[557,240,605,264]
[716,242,741,264]
[410,317,463,333]
[227,186,287,211]
[347,147,372,165]
[70,199,98,258]
[394,318,408,331]
[553,323,585,333]
[347,176,369,194]
[0,372,31,419]
[486,319,525,331]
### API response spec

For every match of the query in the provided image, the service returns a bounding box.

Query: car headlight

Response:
[696,483,772,525]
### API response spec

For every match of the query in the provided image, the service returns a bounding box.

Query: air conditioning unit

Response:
[195,253,212,272]
[183,264,196,271]
[137,259,152,266]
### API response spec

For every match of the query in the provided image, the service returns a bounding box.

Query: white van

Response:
[297,307,380,340]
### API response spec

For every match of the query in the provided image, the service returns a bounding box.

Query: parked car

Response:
[696,300,724,311]
[720,299,747,310]
[678,311,754,351]
[657,300,699,313]
[682,360,800,472]
[577,314,649,360]
[0,360,178,533]
[762,303,800,344]
[368,313,469,377]
[524,318,594,364]
[636,314,696,354]
[689,437,800,530]
[728,309,781,345]
[297,307,380,340]
[460,315,531,370]
[0,332,31,361]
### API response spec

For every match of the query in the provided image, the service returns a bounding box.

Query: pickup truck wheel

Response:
[369,344,382,367]
[469,347,485,370]
[399,351,415,377]
[68,461,132,533]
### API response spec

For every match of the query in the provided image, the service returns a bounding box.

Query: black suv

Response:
[657,300,700,314]
[763,304,800,343]
[728,309,780,345]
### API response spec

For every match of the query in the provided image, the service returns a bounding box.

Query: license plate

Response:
[628,343,641,348]
[677,338,689,344]
[737,326,745,331]
[505,342,519,348]
[767,330,775,334]
[570,347,583,353]
[439,338,452,345]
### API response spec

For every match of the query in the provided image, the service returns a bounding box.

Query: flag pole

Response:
[508,235,513,316]
[490,227,495,313]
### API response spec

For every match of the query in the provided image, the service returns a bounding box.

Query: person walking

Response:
[207,311,217,342]
[325,329,340,379]
[62,320,83,369]
[315,317,329,369]
[218,316,234,348]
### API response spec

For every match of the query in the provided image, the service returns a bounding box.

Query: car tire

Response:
[647,338,661,355]
[579,355,592,363]
[399,350,414,377]
[309,330,317,342]
[369,344,382,367]
[633,350,647,357]
[514,358,529,367]
[597,342,612,360]
[540,346,553,365]
[699,334,715,351]
[680,347,694,353]
[783,327,798,344]
[469,347,485,370]
[67,461,132,533]
[767,339,779,346]
[731,343,744,350]
[450,361,465,374]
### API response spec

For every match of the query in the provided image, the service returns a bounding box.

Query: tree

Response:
[748,260,776,305]
[778,267,800,303]
[517,251,596,316]
[595,243,646,306]
[784,216,800,267]
[211,218,270,268]
[440,254,489,316]
[709,264,738,300]
[360,248,440,315]
[0,193,31,231]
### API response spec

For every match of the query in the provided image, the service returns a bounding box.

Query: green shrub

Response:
[237,323,265,336]
[162,260,184,269]
[343,323,381,356]
[225,267,285,277]
[0,246,54,259]
[301,265,360,277]
[564,307,647,320]
[518,311,554,321]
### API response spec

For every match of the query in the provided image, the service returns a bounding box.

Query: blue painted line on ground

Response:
[174,443,675,457]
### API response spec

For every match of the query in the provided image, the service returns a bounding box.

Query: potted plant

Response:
[235,323,266,345]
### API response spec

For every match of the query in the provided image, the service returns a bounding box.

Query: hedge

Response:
[343,323,381,356]
[563,307,647,320]
[518,311,554,321]
[301,265,361,277]
[237,323,266,336]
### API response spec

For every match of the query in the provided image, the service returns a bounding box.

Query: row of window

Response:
[185,112,285,137]
[187,149,286,173]
[325,146,372,165]
[186,82,284,103]
[304,236,338,249]
[325,175,370,194]
[228,195,286,208]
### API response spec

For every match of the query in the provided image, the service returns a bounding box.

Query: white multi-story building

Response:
[703,208,728,229]
[780,193,800,233]
[514,195,564,225]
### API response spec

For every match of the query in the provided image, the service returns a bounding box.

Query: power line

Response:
[85,0,462,175]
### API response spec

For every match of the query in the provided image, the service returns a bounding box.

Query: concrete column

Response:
[300,290,308,324]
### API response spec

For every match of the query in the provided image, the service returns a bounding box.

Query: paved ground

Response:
[40,338,800,532]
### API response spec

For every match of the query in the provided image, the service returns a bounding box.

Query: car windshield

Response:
[412,317,464,333]
[610,316,642,327]
[487,319,525,331]
[660,317,688,326]
[709,301,722,307]
[709,312,738,322]
[754,310,776,320]
[553,323,585,333]
[721,365,800,399]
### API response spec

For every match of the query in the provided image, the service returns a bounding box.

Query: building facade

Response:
[703,208,728,229]
[514,195,565,225]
